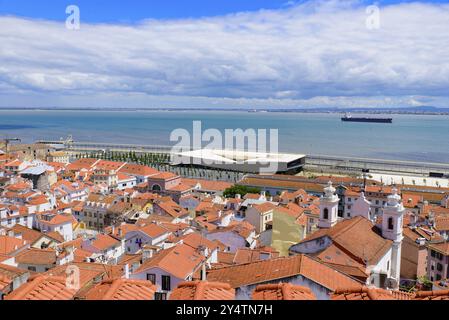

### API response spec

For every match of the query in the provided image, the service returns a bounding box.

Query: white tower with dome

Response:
[318,181,340,229]
[382,187,404,289]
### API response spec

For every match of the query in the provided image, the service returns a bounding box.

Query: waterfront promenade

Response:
[36,139,449,180]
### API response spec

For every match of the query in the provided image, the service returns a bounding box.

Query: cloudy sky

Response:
[0,0,448,109]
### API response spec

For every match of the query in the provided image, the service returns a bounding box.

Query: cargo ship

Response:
[341,113,393,123]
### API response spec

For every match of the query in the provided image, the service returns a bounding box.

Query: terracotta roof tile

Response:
[15,248,57,265]
[5,275,77,300]
[134,244,205,279]
[170,281,235,300]
[151,172,179,180]
[252,283,316,300]
[9,225,43,244]
[183,179,233,192]
[298,216,392,266]
[414,290,449,300]
[88,234,121,251]
[207,255,361,291]
[84,279,157,300]
[119,164,159,177]
[0,236,28,256]
[332,286,414,300]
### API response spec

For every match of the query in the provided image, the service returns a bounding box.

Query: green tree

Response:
[223,185,262,198]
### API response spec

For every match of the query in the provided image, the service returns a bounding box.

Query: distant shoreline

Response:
[0,107,449,116]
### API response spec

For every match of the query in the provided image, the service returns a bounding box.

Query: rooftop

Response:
[170,281,235,300]
[207,254,361,291]
[252,283,316,300]
[5,275,77,300]
[83,279,157,300]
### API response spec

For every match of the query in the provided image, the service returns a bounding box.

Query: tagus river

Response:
[0,110,448,164]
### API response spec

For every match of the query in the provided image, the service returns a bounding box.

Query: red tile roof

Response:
[298,216,392,266]
[332,286,414,300]
[134,244,205,279]
[88,234,121,251]
[9,225,43,244]
[207,255,361,291]
[84,279,157,300]
[183,179,233,192]
[155,200,189,219]
[251,202,276,214]
[38,214,74,226]
[119,164,159,177]
[414,290,449,300]
[0,236,28,256]
[252,283,316,300]
[139,223,168,238]
[170,281,235,300]
[15,249,57,265]
[5,275,77,300]
[151,172,179,180]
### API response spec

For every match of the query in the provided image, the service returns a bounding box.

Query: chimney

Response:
[201,263,207,281]
[112,225,115,235]
[118,228,122,238]
[124,264,130,279]
[142,248,154,262]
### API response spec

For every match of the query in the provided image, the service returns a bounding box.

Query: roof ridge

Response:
[193,281,206,300]
[101,279,124,300]
[281,283,293,301]
[210,254,301,270]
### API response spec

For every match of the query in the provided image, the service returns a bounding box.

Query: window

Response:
[155,292,167,300]
[323,208,329,220]
[147,274,156,284]
[437,274,442,281]
[161,275,171,291]
[28,266,37,272]
[388,217,394,230]
[437,263,443,272]
[387,261,390,271]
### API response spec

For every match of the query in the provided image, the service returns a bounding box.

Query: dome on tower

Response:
[324,181,336,196]
[387,188,401,207]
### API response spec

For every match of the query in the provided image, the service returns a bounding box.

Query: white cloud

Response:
[0,0,449,108]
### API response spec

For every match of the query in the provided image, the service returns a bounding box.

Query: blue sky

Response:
[0,0,446,22]
[0,0,449,109]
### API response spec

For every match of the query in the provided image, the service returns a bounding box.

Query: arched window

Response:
[388,217,394,230]
[323,208,329,220]
[152,184,162,191]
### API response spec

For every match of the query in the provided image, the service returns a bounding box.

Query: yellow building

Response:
[271,206,307,257]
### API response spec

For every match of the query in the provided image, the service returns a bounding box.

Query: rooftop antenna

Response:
[362,168,369,191]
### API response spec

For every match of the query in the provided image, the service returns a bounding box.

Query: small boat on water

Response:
[341,113,393,123]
